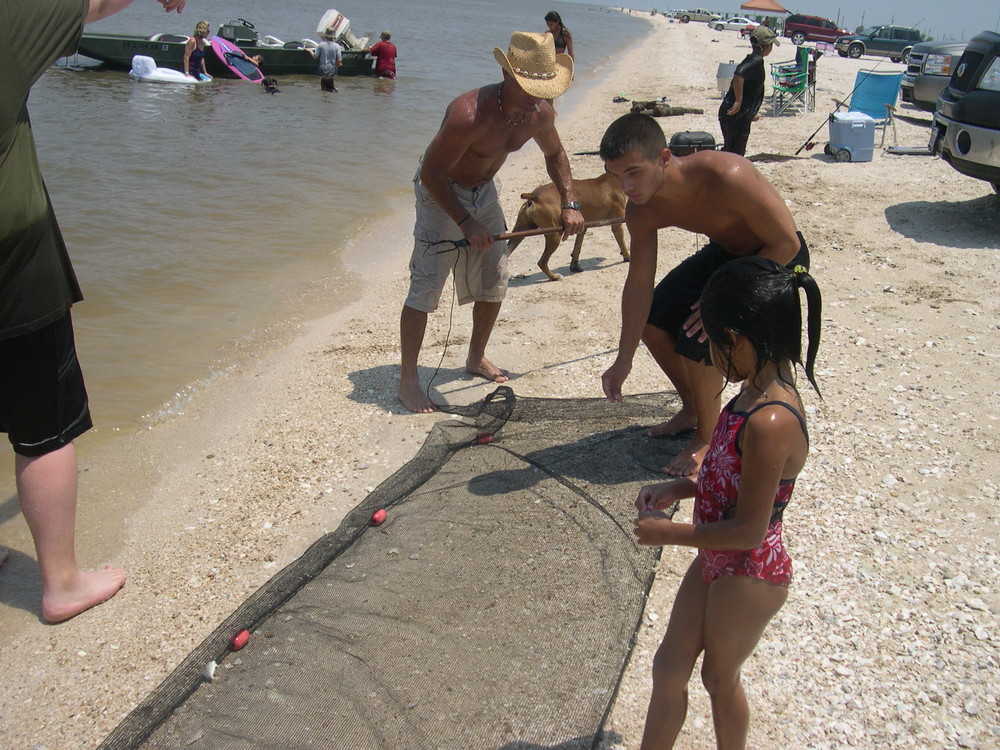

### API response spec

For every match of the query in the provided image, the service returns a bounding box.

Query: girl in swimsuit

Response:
[183,20,212,80]
[631,255,822,750]
[544,11,574,59]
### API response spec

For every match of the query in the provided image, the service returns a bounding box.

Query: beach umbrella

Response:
[739,0,789,12]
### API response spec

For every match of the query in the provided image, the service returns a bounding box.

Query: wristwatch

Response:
[562,201,581,211]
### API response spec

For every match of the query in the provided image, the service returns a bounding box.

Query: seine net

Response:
[100,387,686,750]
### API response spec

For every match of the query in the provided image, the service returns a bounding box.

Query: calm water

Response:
[0,1,648,490]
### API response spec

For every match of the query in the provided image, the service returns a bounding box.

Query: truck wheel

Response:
[901,47,912,64]
[714,23,724,31]
[791,31,806,45]
[681,14,690,23]
[835,148,852,163]
[848,43,863,59]
[838,50,848,57]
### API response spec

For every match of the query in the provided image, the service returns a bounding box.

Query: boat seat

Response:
[283,41,306,49]
[149,33,189,43]
[260,35,284,46]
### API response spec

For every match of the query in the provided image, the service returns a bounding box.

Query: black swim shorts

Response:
[648,233,810,364]
[0,312,93,457]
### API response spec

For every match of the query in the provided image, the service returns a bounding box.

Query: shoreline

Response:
[3,14,999,749]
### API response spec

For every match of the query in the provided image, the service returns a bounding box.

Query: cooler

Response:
[827,111,876,162]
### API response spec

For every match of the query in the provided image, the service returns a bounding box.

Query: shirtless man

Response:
[599,113,809,476]
[398,31,584,413]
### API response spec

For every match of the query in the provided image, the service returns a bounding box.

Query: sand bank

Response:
[2,14,998,749]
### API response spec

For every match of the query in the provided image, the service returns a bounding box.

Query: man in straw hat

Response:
[398,31,585,413]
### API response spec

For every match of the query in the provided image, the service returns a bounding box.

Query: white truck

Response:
[673,8,721,23]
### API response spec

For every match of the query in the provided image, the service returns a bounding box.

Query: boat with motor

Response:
[76,10,375,77]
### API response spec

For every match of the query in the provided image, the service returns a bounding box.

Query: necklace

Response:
[497,83,527,126]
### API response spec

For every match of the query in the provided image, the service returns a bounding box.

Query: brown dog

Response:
[508,173,629,281]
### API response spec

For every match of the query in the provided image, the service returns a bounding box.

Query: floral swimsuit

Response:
[694,396,808,587]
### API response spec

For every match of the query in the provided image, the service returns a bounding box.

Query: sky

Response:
[572,1,1000,42]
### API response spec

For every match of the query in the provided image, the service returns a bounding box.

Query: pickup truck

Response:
[901,40,968,111]
[674,9,721,23]
[931,30,1000,194]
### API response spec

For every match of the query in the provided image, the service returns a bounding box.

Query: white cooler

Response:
[827,111,876,162]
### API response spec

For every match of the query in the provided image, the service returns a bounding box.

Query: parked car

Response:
[835,25,922,63]
[901,40,968,111]
[712,16,756,32]
[673,8,722,23]
[931,30,1000,194]
[783,14,850,45]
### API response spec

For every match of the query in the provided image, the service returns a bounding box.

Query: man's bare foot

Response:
[398,377,438,413]
[466,357,509,383]
[661,439,709,477]
[646,409,697,438]
[42,566,127,624]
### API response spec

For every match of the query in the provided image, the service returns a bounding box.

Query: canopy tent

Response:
[740,0,790,13]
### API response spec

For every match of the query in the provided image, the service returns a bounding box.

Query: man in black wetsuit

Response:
[718,25,780,156]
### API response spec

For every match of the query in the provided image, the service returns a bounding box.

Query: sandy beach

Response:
[2,13,999,749]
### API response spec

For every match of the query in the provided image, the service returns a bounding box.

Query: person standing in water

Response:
[544,11,574,59]
[183,19,212,80]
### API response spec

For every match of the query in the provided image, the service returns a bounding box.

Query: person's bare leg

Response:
[16,444,126,623]
[465,300,509,383]
[700,575,788,750]
[640,559,708,750]
[398,304,437,413]
[643,324,697,437]
[661,358,722,477]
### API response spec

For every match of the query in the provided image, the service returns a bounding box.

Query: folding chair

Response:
[770,46,814,116]
[833,69,903,147]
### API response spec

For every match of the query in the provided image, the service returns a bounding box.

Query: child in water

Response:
[632,255,822,749]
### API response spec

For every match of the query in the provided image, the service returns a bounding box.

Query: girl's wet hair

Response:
[599,112,667,162]
[700,256,822,395]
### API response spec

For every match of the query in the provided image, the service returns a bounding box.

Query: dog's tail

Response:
[507,192,542,253]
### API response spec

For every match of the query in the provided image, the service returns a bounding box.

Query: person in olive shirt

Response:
[1,0,187,623]
[718,25,780,156]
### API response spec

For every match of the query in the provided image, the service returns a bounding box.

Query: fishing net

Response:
[99,387,686,750]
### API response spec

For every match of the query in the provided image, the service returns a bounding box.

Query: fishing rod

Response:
[794,18,924,155]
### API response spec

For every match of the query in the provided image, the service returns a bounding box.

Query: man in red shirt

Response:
[365,31,397,79]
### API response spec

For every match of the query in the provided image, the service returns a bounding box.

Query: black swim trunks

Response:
[647,232,810,364]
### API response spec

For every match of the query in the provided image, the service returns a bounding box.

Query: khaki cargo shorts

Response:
[405,170,508,313]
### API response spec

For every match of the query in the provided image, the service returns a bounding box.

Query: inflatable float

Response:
[129,55,210,83]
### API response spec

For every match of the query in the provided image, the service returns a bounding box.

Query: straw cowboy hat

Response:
[493,31,573,99]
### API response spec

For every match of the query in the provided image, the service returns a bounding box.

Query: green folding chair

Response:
[770,46,815,116]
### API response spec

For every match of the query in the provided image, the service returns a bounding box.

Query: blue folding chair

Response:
[833,69,903,147]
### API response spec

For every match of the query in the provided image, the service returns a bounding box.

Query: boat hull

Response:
[77,33,374,77]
